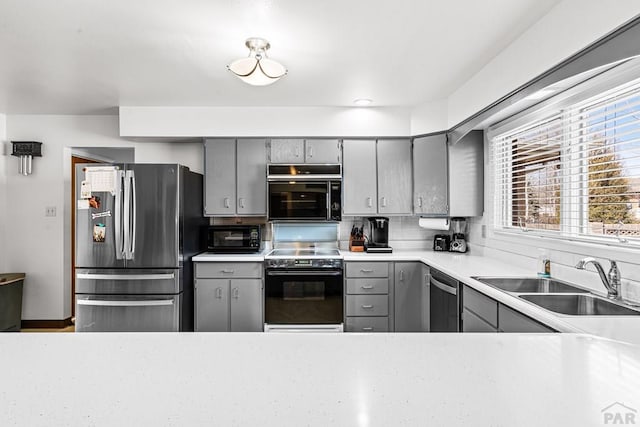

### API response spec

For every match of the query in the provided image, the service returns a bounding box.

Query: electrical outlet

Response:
[45,206,56,217]
[481,224,487,238]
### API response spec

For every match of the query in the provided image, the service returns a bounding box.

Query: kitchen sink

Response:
[519,294,640,316]
[473,276,589,294]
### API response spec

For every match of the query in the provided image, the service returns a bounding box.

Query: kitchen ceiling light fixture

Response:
[353,98,373,107]
[227,38,287,86]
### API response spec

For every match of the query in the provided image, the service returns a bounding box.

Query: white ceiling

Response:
[0,0,560,114]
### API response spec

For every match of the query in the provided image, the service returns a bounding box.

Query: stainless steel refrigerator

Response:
[75,163,206,332]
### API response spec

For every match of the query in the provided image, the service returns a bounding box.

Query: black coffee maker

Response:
[366,217,393,253]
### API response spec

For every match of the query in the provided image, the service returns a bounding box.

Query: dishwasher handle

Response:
[430,276,457,295]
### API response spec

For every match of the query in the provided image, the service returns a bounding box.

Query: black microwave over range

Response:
[206,225,261,253]
[267,164,342,222]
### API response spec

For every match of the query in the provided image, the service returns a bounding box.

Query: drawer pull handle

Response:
[362,327,374,331]
[361,285,374,290]
[360,269,373,273]
[221,269,235,274]
[361,304,374,309]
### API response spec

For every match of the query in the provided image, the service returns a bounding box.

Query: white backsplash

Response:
[339,216,440,250]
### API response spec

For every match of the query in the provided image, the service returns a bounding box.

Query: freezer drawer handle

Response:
[77,273,175,280]
[430,277,457,295]
[77,299,174,307]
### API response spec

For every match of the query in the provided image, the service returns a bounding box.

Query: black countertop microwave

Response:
[206,225,261,253]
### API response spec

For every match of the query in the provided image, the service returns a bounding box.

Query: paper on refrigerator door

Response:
[84,166,118,194]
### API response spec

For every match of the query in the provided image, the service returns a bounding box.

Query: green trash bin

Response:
[0,273,25,332]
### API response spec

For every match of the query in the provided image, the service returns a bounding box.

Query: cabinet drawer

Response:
[195,262,263,279]
[461,310,498,333]
[462,285,498,328]
[345,316,389,332]
[345,262,389,278]
[498,305,555,333]
[346,295,388,316]
[346,278,389,295]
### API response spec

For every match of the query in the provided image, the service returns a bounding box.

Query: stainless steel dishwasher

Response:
[429,268,459,332]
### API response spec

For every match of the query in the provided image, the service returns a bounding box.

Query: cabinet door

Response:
[413,134,448,216]
[342,139,378,215]
[269,139,304,163]
[449,130,483,217]
[304,139,341,164]
[377,139,413,215]
[236,139,267,215]
[230,279,263,332]
[462,310,498,332]
[394,262,423,332]
[195,279,229,332]
[498,304,555,333]
[421,264,430,332]
[204,139,237,216]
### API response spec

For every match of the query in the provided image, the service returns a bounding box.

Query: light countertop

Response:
[1,332,639,426]
[191,248,640,345]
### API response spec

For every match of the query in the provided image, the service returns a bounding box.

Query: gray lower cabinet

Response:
[204,138,266,216]
[345,262,392,332]
[461,284,555,333]
[421,264,430,331]
[194,262,263,332]
[394,262,424,332]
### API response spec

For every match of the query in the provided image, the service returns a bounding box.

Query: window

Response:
[493,79,640,245]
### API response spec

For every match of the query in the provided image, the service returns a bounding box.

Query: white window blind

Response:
[492,79,640,245]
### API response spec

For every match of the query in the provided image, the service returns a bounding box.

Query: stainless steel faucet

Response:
[575,257,621,299]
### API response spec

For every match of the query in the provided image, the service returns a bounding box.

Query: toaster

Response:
[433,234,450,251]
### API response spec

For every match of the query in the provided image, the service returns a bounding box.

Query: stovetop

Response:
[266,248,342,260]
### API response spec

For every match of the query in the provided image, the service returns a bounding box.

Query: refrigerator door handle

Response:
[123,170,132,260]
[77,299,174,307]
[77,273,175,280]
[114,170,125,259]
[129,170,137,258]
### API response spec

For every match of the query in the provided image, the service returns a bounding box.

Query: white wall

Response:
[4,115,202,320]
[410,99,448,135]
[447,0,640,128]
[119,106,413,138]
[0,114,7,273]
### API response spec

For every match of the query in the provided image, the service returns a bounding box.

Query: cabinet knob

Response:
[224,197,230,208]
[400,270,404,281]
[361,304,374,309]
[380,197,387,207]
[361,284,374,290]
[366,197,373,208]
[232,288,239,299]
[215,287,223,299]
[308,146,313,158]
[418,196,423,207]
[238,198,245,209]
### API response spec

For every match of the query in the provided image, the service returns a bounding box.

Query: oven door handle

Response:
[430,277,457,295]
[266,270,343,277]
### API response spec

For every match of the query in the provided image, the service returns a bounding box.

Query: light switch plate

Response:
[45,206,56,217]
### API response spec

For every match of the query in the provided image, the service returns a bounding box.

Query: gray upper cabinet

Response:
[269,138,341,164]
[304,139,341,164]
[343,139,378,215]
[377,139,412,215]
[413,134,448,216]
[449,130,483,217]
[204,138,237,215]
[343,139,412,216]
[236,139,267,215]
[204,138,267,216]
[269,139,304,163]
[394,262,423,332]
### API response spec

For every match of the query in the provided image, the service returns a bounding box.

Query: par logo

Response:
[602,402,637,425]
